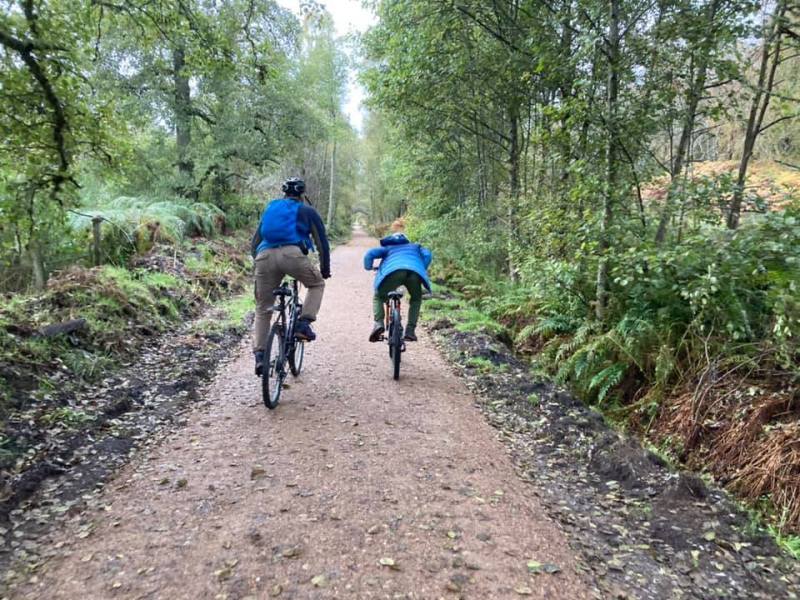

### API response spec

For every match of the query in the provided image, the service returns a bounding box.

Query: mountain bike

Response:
[262,279,305,409]
[381,290,405,380]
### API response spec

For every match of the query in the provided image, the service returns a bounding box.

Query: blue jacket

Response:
[364,234,432,292]
[251,198,331,276]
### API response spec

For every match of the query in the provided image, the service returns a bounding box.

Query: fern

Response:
[589,363,627,403]
[533,314,579,337]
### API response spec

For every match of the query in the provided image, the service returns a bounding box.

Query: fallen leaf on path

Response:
[282,546,302,559]
[311,574,327,587]
[514,584,533,595]
[527,560,542,573]
[379,557,400,570]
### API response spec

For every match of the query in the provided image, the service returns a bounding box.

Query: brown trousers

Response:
[252,246,325,352]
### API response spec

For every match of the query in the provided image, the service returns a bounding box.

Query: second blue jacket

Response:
[364,234,433,292]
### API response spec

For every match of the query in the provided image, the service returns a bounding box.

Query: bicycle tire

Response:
[289,339,304,376]
[287,301,304,376]
[391,308,402,380]
[263,323,285,409]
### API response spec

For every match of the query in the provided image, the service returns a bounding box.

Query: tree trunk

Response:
[173,45,193,192]
[29,238,46,292]
[727,0,786,229]
[92,217,102,266]
[326,138,336,229]
[596,0,620,321]
[507,102,521,282]
[655,0,720,244]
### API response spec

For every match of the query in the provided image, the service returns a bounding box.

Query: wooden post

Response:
[92,216,102,266]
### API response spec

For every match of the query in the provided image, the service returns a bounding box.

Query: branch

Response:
[0,27,70,189]
[775,159,800,171]
[758,111,800,134]
[189,107,217,125]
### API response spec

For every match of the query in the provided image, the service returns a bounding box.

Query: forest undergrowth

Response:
[413,203,800,549]
[0,231,253,489]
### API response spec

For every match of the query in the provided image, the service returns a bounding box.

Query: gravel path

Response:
[15,230,589,599]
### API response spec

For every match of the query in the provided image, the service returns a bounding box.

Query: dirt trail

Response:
[14,230,589,599]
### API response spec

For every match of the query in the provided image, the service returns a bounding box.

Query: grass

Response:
[221,294,255,325]
[190,293,255,336]
[772,529,800,560]
[453,308,508,338]
[769,508,800,559]
[465,356,509,374]
[422,285,507,336]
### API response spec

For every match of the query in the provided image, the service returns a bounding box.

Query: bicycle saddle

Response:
[387,291,404,300]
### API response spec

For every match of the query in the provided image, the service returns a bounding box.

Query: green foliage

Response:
[430,209,800,415]
[220,294,255,326]
[465,356,508,374]
[453,309,508,338]
[771,529,800,560]
[1,1,356,290]
[40,407,92,428]
[69,194,226,263]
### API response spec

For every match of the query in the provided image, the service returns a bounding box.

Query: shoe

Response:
[369,321,385,342]
[254,350,265,376]
[403,327,417,342]
[295,318,316,341]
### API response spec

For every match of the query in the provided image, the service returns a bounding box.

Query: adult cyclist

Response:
[251,177,331,375]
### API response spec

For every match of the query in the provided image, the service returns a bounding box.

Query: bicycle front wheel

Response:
[390,309,402,380]
[263,323,285,409]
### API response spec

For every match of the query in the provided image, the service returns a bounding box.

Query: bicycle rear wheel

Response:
[289,339,304,376]
[262,323,285,409]
[390,308,402,380]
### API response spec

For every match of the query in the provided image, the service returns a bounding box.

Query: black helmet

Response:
[282,177,305,197]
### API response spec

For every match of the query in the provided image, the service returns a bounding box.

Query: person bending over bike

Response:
[252,177,331,375]
[364,228,432,343]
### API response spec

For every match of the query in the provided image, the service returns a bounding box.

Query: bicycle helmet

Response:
[380,233,410,247]
[282,177,306,197]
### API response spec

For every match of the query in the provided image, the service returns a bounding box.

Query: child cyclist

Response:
[363,222,432,342]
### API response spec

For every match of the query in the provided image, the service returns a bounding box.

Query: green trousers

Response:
[373,270,423,328]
